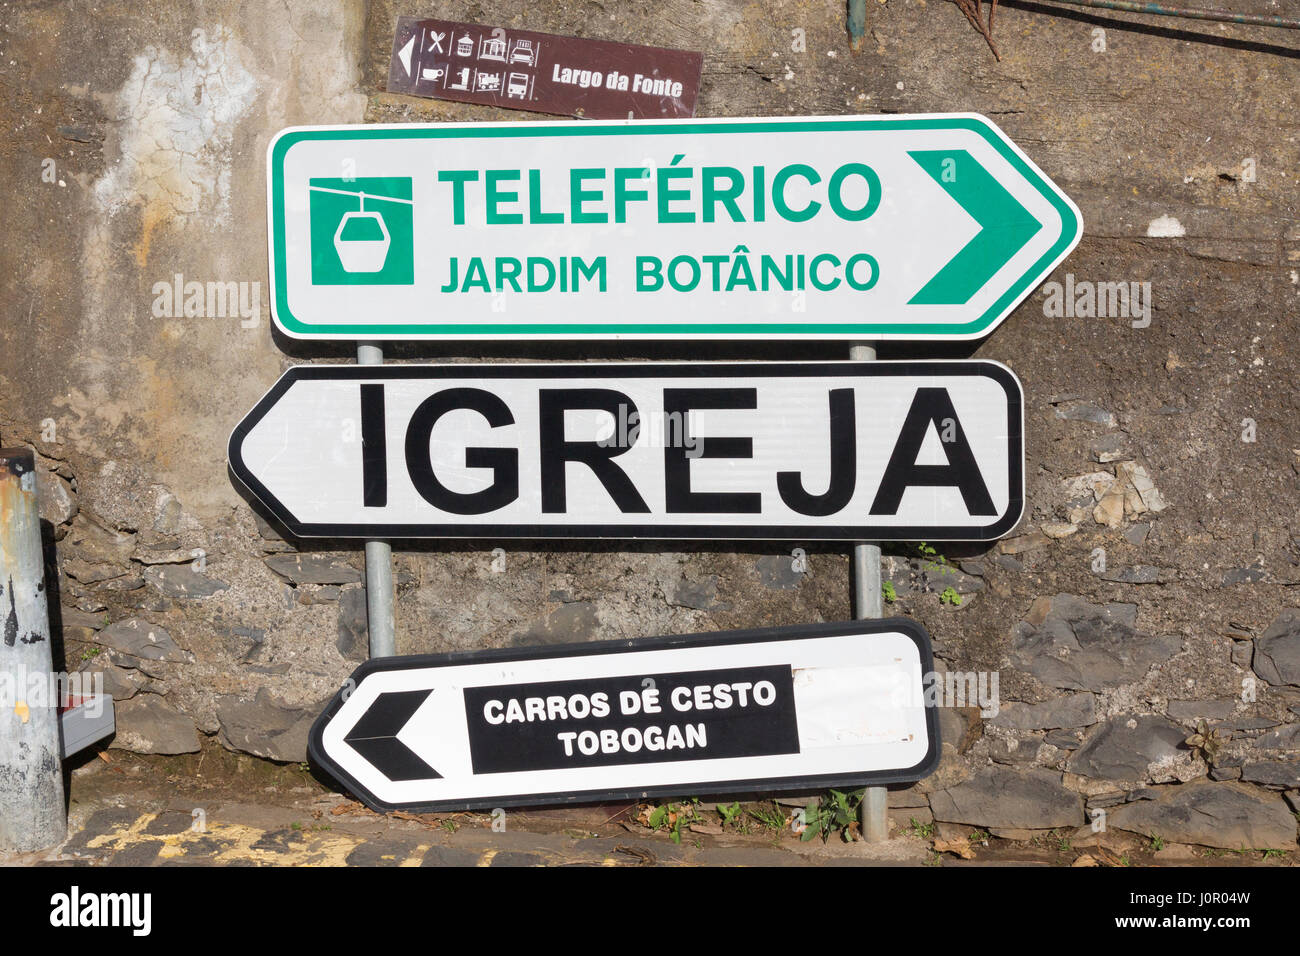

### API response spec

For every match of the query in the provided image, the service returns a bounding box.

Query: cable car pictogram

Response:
[308,184,415,274]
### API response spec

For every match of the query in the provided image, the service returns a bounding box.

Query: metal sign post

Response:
[0,448,66,852]
[850,343,889,843]
[356,344,396,659]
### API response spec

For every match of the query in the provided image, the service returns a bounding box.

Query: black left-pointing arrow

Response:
[344,689,442,781]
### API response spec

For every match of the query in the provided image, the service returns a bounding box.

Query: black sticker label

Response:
[463,665,799,773]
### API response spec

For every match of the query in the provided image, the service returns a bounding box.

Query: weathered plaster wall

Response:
[1,0,1297,846]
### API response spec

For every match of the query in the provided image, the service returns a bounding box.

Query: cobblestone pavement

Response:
[5,749,934,867]
[6,749,1290,867]
[38,800,931,867]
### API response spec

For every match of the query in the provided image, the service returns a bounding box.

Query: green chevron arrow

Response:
[908,149,1043,306]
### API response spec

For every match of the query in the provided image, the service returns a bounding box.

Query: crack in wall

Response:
[88,24,258,282]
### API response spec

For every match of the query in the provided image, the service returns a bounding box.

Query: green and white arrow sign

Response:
[267,114,1081,341]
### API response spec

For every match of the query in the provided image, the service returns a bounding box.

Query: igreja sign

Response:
[266,114,1081,340]
[227,361,1024,542]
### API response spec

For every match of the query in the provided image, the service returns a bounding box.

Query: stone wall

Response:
[1,0,1296,848]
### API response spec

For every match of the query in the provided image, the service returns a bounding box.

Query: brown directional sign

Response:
[386,17,702,119]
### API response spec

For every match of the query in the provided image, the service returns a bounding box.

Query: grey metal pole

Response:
[848,0,868,50]
[357,344,396,659]
[849,344,889,843]
[0,448,66,852]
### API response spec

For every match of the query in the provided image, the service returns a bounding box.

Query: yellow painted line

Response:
[71,811,369,867]
[82,811,158,852]
[399,846,430,867]
[152,820,365,866]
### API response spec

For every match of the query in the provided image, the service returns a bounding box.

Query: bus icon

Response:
[507,72,531,98]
